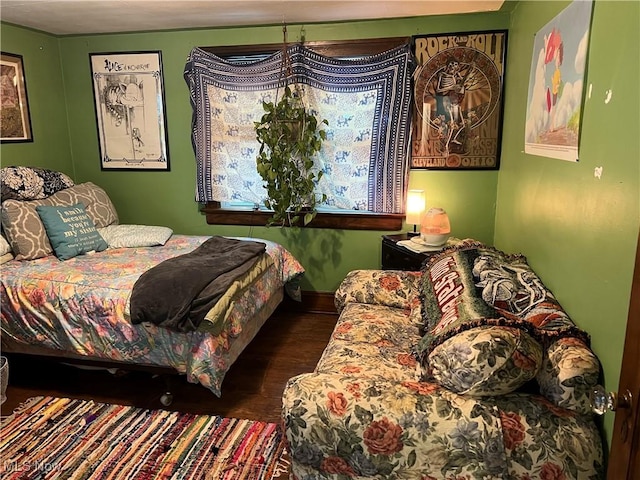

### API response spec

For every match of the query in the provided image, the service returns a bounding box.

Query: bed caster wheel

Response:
[160,392,173,406]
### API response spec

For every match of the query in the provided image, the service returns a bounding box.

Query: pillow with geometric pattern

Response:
[1,182,117,260]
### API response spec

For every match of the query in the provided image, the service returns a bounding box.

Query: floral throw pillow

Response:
[1,166,74,201]
[334,269,421,314]
[427,325,543,396]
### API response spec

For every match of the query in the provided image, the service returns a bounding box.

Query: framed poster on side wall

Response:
[90,50,170,170]
[524,0,593,162]
[411,30,507,170]
[0,52,33,143]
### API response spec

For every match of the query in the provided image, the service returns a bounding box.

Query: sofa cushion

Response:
[334,269,421,314]
[493,393,604,478]
[468,245,598,410]
[427,325,543,396]
[1,182,118,260]
[283,373,604,479]
[316,303,421,382]
[283,372,512,479]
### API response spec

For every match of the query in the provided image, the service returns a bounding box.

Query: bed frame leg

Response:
[152,373,174,407]
[160,391,173,407]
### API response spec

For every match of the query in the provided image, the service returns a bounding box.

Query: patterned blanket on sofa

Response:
[418,240,591,356]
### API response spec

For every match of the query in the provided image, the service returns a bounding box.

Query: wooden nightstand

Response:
[381,233,434,271]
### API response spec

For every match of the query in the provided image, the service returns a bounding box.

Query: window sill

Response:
[201,203,404,230]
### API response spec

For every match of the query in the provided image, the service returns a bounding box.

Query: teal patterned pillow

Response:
[36,204,108,260]
[426,325,543,396]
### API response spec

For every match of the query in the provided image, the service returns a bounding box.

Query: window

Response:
[185,38,413,230]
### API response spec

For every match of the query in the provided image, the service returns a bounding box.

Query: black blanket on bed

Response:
[129,236,266,332]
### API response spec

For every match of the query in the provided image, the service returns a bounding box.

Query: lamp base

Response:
[407,231,420,238]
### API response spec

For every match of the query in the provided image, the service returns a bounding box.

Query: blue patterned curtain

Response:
[184,44,415,213]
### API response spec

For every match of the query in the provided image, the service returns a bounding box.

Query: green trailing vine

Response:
[255,83,328,226]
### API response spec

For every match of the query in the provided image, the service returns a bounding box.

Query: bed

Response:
[0,167,304,399]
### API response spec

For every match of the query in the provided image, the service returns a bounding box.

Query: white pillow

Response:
[97,224,173,248]
[0,234,11,256]
[0,252,14,264]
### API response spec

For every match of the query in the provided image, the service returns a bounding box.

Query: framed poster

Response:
[90,51,170,170]
[524,0,593,162]
[0,52,33,143]
[411,30,507,170]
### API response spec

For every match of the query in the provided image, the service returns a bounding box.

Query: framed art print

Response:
[524,0,593,162]
[1,52,33,143]
[90,51,170,170]
[410,30,507,170]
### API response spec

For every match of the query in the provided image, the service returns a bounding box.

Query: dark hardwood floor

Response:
[0,307,338,424]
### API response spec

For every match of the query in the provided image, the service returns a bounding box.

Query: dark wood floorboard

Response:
[0,307,337,424]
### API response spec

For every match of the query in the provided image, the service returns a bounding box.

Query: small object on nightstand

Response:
[420,207,451,246]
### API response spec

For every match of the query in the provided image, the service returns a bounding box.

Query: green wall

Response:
[0,24,72,173]
[495,0,640,446]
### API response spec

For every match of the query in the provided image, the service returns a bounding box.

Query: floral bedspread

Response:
[0,235,304,396]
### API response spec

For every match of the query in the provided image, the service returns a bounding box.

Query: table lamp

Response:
[405,189,425,237]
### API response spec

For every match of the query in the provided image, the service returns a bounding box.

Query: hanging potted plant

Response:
[254,30,328,226]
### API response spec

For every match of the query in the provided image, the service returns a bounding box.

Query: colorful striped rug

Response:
[0,396,288,479]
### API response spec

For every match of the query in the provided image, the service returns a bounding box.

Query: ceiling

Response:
[0,0,505,36]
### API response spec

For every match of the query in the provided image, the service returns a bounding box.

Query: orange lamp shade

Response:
[420,207,451,246]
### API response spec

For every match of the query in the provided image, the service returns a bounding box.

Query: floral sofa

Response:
[282,241,604,479]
